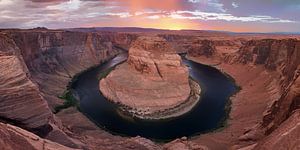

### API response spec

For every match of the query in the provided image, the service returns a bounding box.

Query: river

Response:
[71,53,237,141]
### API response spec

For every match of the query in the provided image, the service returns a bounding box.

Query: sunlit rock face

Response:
[127,36,189,82]
[100,36,192,118]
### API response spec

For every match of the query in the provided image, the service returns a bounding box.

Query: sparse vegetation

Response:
[54,90,78,113]
[98,67,114,80]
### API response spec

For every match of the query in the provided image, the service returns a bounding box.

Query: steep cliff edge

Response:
[186,37,300,149]
[231,39,300,133]
[7,31,121,108]
[0,34,54,136]
[0,30,138,149]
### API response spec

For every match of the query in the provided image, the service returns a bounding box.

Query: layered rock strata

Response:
[0,34,54,135]
[0,30,136,149]
[0,122,76,150]
[100,36,201,119]
[185,38,300,149]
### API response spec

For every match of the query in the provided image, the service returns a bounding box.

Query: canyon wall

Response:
[0,34,54,136]
[234,39,300,149]
[3,30,138,109]
[0,29,138,149]
[226,39,300,133]
[183,37,300,149]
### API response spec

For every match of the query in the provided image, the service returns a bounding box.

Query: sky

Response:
[0,0,299,32]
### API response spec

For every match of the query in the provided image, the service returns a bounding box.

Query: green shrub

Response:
[54,90,78,113]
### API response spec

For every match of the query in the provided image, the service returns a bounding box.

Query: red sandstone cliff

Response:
[0,30,140,149]
[185,37,300,149]
[0,34,54,135]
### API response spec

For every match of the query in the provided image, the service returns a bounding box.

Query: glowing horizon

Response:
[0,0,299,32]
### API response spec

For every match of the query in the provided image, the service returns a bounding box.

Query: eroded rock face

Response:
[6,31,124,110]
[0,34,54,135]
[188,40,216,57]
[127,36,189,82]
[0,30,134,148]
[254,110,300,150]
[100,36,193,118]
[186,37,300,149]
[233,39,300,133]
[164,137,209,150]
[0,122,76,150]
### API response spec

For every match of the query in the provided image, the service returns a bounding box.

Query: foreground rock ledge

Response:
[99,36,201,119]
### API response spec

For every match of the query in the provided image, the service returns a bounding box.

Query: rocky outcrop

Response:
[100,36,200,119]
[127,36,189,82]
[254,110,300,150]
[0,122,76,150]
[164,137,209,150]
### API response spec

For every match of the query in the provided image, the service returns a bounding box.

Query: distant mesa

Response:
[32,27,48,30]
[99,36,201,119]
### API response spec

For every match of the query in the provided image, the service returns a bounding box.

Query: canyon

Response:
[0,28,300,150]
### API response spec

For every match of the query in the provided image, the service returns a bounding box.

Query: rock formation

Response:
[0,29,139,149]
[0,34,54,136]
[235,39,300,139]
[0,122,75,150]
[185,37,300,149]
[100,36,200,119]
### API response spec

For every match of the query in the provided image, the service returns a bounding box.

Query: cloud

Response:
[147,15,160,19]
[188,0,200,3]
[170,10,296,23]
[0,0,299,31]
[187,0,226,12]
[105,12,132,18]
[232,2,238,8]
[0,0,13,5]
[46,0,81,10]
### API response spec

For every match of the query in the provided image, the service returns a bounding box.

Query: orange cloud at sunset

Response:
[127,0,182,12]
[102,0,184,12]
[0,0,299,32]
